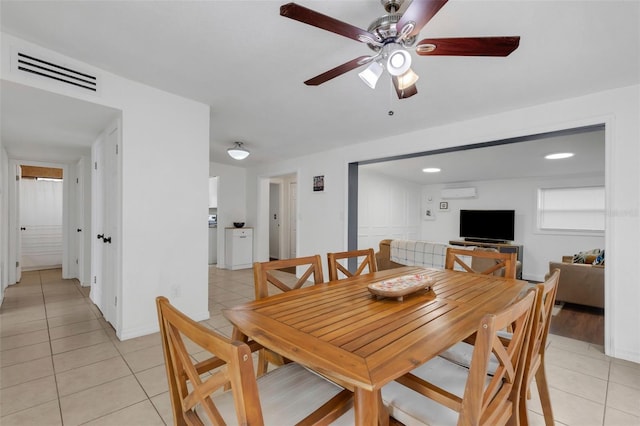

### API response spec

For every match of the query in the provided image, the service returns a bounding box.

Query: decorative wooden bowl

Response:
[368,273,434,301]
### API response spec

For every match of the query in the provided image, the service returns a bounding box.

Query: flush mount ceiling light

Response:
[545,152,575,160]
[227,142,250,160]
[422,167,441,173]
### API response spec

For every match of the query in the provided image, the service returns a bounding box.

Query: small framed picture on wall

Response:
[439,201,449,211]
[313,175,325,192]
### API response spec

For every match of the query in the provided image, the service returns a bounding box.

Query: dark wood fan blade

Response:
[304,56,373,86]
[392,76,418,99]
[416,36,521,56]
[396,0,449,38]
[280,3,379,44]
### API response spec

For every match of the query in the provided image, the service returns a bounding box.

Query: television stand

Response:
[463,238,508,244]
[449,239,523,279]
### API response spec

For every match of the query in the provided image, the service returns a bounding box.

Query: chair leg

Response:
[534,362,554,426]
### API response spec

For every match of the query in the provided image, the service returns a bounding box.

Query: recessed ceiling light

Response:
[422,168,441,173]
[545,152,574,160]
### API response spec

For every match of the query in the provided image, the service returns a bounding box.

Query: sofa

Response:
[375,238,454,271]
[375,239,521,277]
[547,256,604,309]
[375,239,405,271]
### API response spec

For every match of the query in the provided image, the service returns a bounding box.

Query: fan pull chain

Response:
[388,78,395,116]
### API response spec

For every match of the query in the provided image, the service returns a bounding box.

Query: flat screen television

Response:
[459,209,515,243]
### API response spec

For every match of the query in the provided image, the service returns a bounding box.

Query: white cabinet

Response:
[225,228,253,270]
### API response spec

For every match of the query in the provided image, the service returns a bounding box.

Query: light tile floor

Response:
[1,267,639,425]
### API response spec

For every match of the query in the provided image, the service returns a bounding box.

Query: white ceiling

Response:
[0,1,636,180]
[1,80,120,163]
[361,127,605,184]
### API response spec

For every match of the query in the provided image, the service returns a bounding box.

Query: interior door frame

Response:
[268,180,282,260]
[256,172,298,263]
[8,159,74,284]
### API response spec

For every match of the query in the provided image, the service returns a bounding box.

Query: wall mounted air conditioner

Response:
[441,187,477,199]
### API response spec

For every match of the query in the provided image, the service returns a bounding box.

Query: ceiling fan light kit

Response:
[386,46,412,76]
[279,0,520,100]
[358,61,384,89]
[227,141,250,160]
[396,68,419,90]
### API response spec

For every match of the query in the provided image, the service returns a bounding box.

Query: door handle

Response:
[20,227,26,231]
[97,234,104,240]
[77,229,82,232]
[103,237,112,244]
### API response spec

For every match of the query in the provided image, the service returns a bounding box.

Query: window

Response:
[537,186,605,232]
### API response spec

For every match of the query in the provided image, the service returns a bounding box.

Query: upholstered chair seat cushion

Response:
[201,363,346,424]
[381,357,491,426]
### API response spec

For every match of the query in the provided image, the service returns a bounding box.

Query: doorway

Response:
[19,165,64,272]
[267,173,297,262]
[350,124,606,345]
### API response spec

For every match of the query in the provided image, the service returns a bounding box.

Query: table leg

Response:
[231,326,247,342]
[354,388,389,426]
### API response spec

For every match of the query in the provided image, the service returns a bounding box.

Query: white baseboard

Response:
[117,309,211,341]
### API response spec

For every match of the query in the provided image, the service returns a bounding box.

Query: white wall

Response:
[248,84,640,363]
[420,174,605,281]
[358,169,422,250]
[0,146,8,303]
[248,150,347,263]
[210,161,247,269]
[2,34,210,339]
[116,80,209,339]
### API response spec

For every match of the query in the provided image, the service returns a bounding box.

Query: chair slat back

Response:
[463,289,536,425]
[445,247,517,279]
[327,248,377,281]
[253,255,324,299]
[156,296,263,425]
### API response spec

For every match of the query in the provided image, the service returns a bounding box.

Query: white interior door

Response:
[91,138,105,310]
[289,182,297,258]
[15,164,22,282]
[102,126,119,329]
[75,159,85,284]
[269,183,281,259]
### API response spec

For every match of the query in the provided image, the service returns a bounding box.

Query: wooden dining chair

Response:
[253,255,324,375]
[253,255,324,299]
[327,248,377,281]
[381,289,536,426]
[156,296,352,426]
[438,270,561,426]
[518,268,560,426]
[446,246,518,279]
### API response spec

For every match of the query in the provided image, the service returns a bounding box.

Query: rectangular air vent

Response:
[15,51,98,92]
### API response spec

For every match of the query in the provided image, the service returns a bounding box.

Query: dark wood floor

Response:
[548,302,605,345]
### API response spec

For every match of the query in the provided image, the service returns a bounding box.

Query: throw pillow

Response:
[573,248,602,264]
[593,250,605,266]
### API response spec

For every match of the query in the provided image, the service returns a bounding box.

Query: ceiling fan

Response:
[280,0,520,99]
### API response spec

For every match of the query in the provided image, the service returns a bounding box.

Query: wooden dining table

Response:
[223,266,528,426]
